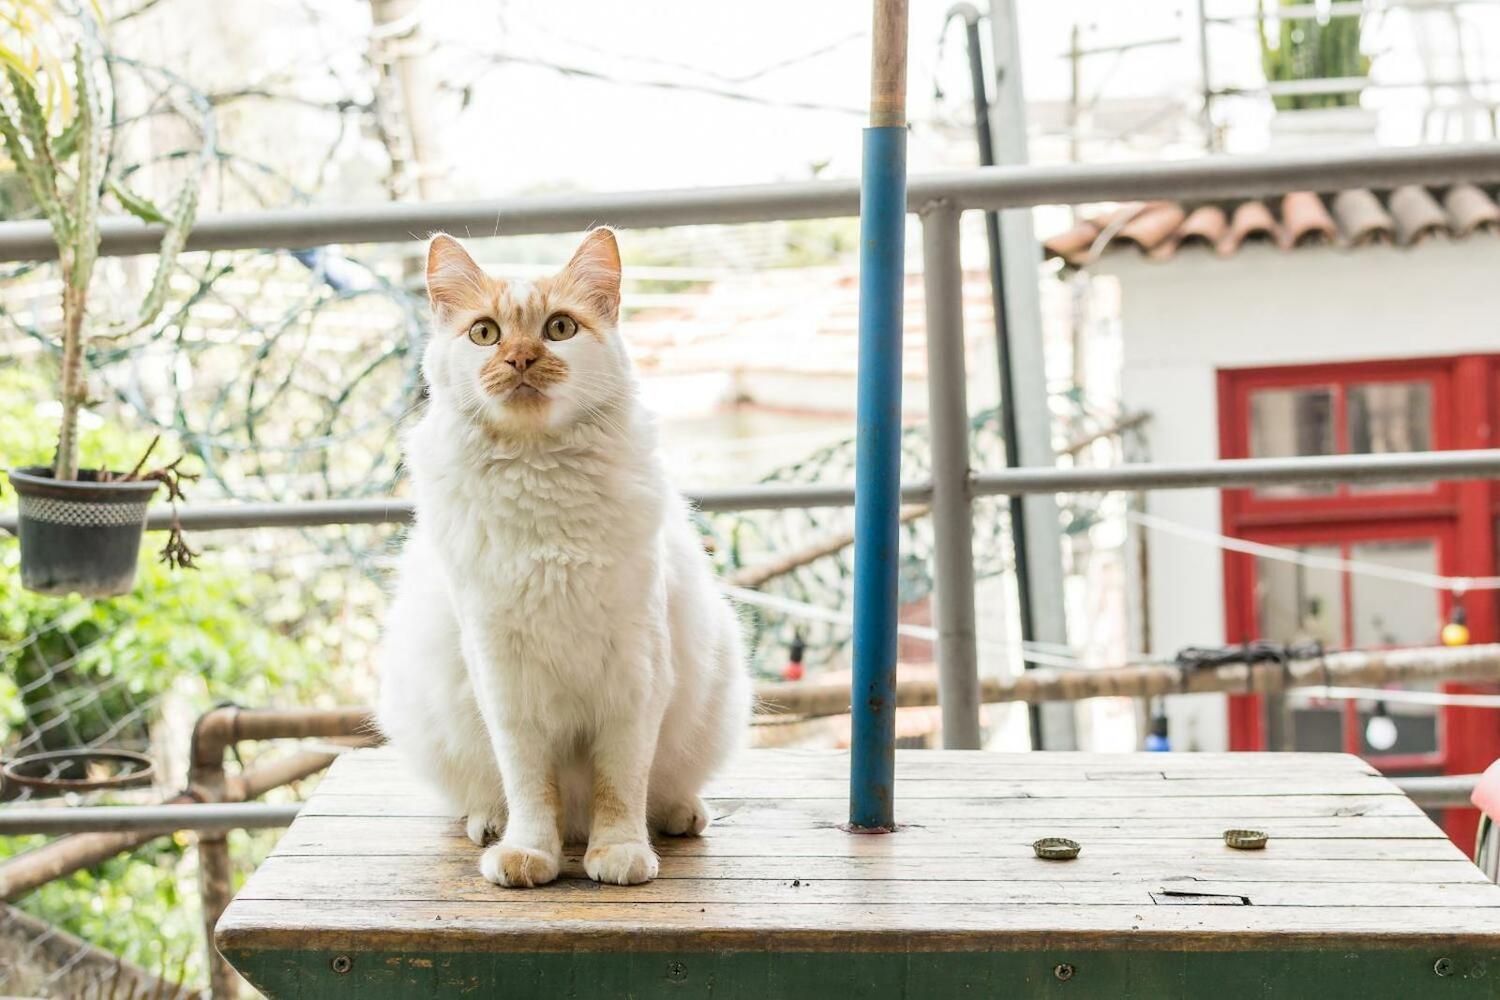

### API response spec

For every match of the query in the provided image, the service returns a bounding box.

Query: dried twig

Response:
[141,455,199,569]
[92,438,200,568]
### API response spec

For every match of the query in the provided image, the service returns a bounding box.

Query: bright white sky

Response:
[146,1,1500,205]
[424,0,1194,193]
[414,0,1500,197]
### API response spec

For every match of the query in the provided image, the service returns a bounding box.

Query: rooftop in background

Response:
[1043,184,1500,266]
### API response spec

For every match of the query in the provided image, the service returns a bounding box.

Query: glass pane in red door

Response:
[1255,547,1343,645]
[1349,539,1441,758]
[1347,382,1434,493]
[1249,387,1335,497]
[1256,547,1345,752]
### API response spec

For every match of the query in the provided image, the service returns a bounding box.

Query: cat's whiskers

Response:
[572,400,629,442]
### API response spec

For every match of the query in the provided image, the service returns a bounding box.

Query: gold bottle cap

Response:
[1033,837,1082,860]
[1224,828,1268,850]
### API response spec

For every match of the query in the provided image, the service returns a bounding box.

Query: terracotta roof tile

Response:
[1045,217,1106,263]
[1220,200,1279,256]
[1388,185,1447,244]
[1330,189,1396,246]
[1444,183,1500,236]
[1279,191,1337,249]
[1115,201,1185,256]
[1043,183,1500,265]
[1171,204,1229,255]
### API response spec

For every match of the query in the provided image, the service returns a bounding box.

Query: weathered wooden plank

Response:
[279,806,1450,841]
[240,850,1489,886]
[337,746,1382,779]
[217,897,1500,953]
[271,816,1465,860]
[298,792,1423,822]
[234,855,1496,908]
[222,945,1500,1000]
[320,772,1398,800]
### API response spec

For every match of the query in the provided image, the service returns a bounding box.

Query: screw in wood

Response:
[1434,958,1454,978]
[1054,963,1076,982]
[666,961,688,982]
[330,955,353,974]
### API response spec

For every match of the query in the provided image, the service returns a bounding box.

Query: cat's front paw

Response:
[584,841,658,885]
[479,842,560,888]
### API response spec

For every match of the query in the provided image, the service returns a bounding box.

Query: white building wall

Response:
[1103,239,1500,750]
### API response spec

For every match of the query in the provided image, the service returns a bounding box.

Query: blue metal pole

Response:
[848,121,907,832]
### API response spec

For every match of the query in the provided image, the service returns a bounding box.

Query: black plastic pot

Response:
[8,467,159,597]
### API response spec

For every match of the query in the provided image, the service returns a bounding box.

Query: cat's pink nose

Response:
[506,355,534,372]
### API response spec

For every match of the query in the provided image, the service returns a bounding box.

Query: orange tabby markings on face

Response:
[426,228,620,345]
[477,334,568,400]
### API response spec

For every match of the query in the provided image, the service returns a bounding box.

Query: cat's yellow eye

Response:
[468,318,501,346]
[544,314,579,342]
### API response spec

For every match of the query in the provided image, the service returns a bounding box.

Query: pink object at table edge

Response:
[1472,758,1500,820]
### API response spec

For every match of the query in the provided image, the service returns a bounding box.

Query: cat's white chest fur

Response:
[404,409,665,727]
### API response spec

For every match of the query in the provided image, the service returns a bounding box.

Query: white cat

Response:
[376,229,750,888]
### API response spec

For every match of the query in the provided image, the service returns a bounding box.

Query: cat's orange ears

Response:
[424,229,623,324]
[426,234,486,317]
[562,227,623,323]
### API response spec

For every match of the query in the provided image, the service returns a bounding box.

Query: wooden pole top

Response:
[869,0,909,127]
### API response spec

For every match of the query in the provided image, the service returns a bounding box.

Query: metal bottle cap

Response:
[1033,837,1082,860]
[1224,828,1268,850]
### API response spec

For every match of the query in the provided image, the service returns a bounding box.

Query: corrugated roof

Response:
[1043,184,1500,266]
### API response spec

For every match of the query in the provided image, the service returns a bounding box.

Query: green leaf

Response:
[107,177,167,224]
[51,113,80,159]
[0,45,37,86]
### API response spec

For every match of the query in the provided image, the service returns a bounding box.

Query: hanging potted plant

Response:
[1259,0,1376,150]
[2,5,202,596]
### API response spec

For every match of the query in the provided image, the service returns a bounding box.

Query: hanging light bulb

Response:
[1144,698,1170,752]
[781,631,806,682]
[1365,700,1399,753]
[1441,603,1470,648]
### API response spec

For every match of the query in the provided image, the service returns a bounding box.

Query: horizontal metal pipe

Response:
[0,750,334,902]
[1391,774,1480,810]
[0,485,910,533]
[6,449,1498,535]
[0,143,1496,260]
[971,448,1500,495]
[695,482,932,512]
[0,802,301,836]
[166,498,415,531]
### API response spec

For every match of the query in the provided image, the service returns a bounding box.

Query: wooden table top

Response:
[218,746,1500,958]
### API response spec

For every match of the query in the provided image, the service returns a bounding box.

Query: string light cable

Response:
[1128,509,1500,593]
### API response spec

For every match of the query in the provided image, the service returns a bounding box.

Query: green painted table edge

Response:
[224,946,1496,999]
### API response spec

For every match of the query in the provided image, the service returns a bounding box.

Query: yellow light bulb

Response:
[1441,621,1470,647]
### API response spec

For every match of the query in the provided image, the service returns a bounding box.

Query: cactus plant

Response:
[1259,0,1371,112]
[0,4,200,482]
[2,4,205,594]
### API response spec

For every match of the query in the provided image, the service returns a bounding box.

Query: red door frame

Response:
[1217,355,1500,846]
